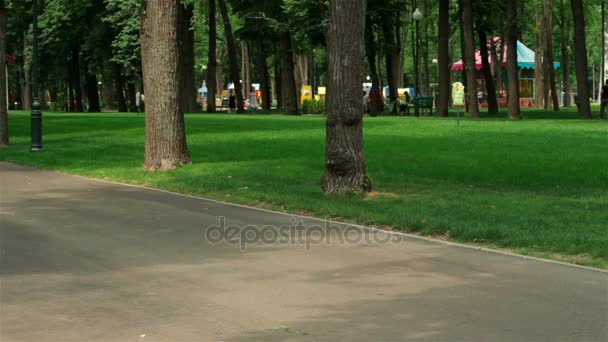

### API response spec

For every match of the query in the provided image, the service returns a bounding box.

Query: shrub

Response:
[301,99,326,115]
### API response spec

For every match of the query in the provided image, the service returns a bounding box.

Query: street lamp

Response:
[432,58,438,97]
[31,0,42,152]
[413,7,422,102]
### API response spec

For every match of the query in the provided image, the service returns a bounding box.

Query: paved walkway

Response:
[1,162,607,341]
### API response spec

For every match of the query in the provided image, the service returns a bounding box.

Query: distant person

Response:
[249,87,259,113]
[601,80,608,120]
[399,91,411,116]
[229,89,236,113]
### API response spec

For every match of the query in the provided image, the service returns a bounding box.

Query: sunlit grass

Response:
[2,107,607,268]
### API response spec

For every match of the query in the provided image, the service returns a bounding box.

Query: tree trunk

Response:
[112,63,127,112]
[218,0,244,113]
[478,29,498,114]
[322,0,371,194]
[241,41,250,95]
[127,83,137,112]
[506,0,521,119]
[141,0,191,170]
[535,7,545,108]
[381,14,399,113]
[72,48,84,112]
[570,0,591,119]
[278,32,299,115]
[256,35,271,111]
[437,0,450,117]
[0,0,8,146]
[560,0,571,106]
[21,30,31,111]
[206,0,217,113]
[67,70,76,112]
[542,0,559,111]
[365,14,382,116]
[600,0,606,105]
[85,71,101,112]
[462,0,479,117]
[178,2,197,113]
[275,56,282,109]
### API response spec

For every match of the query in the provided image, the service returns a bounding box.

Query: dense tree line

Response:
[0,0,605,193]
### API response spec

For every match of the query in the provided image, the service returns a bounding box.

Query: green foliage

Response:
[104,0,141,78]
[300,99,325,114]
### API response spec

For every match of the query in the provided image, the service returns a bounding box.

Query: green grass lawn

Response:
[2,108,608,268]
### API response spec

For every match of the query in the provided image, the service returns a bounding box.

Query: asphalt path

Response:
[1,162,606,341]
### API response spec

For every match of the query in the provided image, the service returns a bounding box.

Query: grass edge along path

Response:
[1,110,607,269]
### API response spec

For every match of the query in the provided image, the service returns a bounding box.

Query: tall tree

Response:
[322,0,371,194]
[0,0,8,146]
[570,0,591,119]
[141,0,191,170]
[535,6,545,108]
[206,0,217,113]
[543,0,559,111]
[256,32,271,111]
[365,14,382,116]
[178,2,197,113]
[462,0,479,117]
[477,29,498,114]
[506,0,521,119]
[600,0,606,108]
[437,0,450,117]
[278,32,299,115]
[381,10,399,113]
[559,0,571,106]
[218,0,244,113]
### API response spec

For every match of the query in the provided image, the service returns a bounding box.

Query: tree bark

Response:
[85,71,101,112]
[241,41,250,95]
[381,13,399,112]
[506,0,521,119]
[0,0,8,146]
[218,0,244,113]
[112,63,127,112]
[21,30,31,111]
[570,0,592,119]
[206,0,217,113]
[278,32,299,115]
[322,0,371,194]
[256,34,271,111]
[275,55,282,109]
[478,29,498,114]
[437,0,450,117]
[127,83,137,112]
[71,48,84,112]
[178,2,197,113]
[141,0,191,171]
[462,0,479,117]
[543,0,559,111]
[560,0,571,106]
[365,14,382,116]
[535,7,545,108]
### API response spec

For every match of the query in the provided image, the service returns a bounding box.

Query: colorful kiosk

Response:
[452,38,560,108]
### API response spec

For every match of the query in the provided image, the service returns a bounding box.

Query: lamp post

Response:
[432,58,438,98]
[413,7,423,101]
[31,0,42,152]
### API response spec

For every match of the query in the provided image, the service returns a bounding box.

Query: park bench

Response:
[414,96,434,116]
